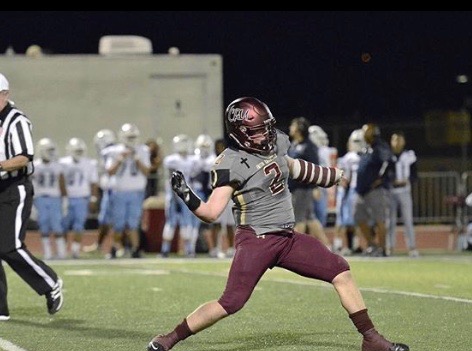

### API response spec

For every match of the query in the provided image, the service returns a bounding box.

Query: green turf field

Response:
[1,253,471,351]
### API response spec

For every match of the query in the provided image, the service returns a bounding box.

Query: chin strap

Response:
[292,158,343,188]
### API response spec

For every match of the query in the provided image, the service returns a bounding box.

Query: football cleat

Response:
[46,278,64,315]
[362,328,409,351]
[147,340,165,351]
[389,344,410,351]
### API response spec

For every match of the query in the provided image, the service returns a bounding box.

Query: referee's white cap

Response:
[0,73,9,91]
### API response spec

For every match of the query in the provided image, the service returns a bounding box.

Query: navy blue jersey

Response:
[356,138,393,196]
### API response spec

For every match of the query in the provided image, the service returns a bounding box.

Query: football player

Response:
[105,123,150,258]
[32,138,68,260]
[147,97,409,351]
[83,129,117,253]
[160,134,198,257]
[60,137,100,258]
[333,128,365,255]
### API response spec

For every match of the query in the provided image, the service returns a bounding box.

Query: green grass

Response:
[1,253,471,351]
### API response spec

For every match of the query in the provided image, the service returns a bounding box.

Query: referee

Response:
[0,73,63,321]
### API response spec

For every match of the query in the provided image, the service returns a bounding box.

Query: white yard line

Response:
[0,338,28,351]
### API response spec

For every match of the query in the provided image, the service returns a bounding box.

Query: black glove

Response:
[171,170,201,211]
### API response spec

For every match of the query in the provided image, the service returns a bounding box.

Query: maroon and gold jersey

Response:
[211,130,294,235]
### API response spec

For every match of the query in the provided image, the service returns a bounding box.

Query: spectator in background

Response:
[465,191,472,250]
[105,123,150,258]
[144,139,163,198]
[387,131,419,257]
[60,137,100,259]
[32,138,68,260]
[354,123,393,257]
[288,117,330,247]
[138,138,163,253]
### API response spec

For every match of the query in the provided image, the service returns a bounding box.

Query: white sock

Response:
[71,241,81,256]
[41,237,52,260]
[56,237,67,259]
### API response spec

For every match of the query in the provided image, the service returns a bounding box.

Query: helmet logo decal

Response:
[227,107,249,122]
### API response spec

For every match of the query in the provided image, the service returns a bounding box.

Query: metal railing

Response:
[412,171,472,225]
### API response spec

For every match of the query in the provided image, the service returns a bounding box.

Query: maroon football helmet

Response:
[224,97,277,155]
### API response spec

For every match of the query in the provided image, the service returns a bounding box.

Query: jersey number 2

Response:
[264,162,284,195]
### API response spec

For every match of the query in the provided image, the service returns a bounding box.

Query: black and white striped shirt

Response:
[0,102,34,180]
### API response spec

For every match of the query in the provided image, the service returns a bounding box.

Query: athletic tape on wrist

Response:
[185,189,202,212]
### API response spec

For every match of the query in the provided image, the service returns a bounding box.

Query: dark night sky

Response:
[2,11,472,129]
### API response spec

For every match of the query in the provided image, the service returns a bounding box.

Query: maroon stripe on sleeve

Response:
[320,166,329,186]
[312,165,320,185]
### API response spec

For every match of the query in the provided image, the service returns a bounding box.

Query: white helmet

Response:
[348,129,366,153]
[172,134,192,155]
[119,123,140,147]
[308,125,329,147]
[66,137,87,160]
[36,138,57,161]
[195,134,214,158]
[94,129,116,152]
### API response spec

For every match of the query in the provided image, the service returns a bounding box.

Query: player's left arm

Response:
[285,155,344,188]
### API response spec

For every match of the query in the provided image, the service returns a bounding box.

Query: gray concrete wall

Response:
[0,54,223,157]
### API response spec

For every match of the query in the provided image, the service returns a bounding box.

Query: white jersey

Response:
[60,156,99,198]
[32,159,64,197]
[98,144,117,190]
[392,149,417,185]
[188,152,216,192]
[163,152,200,199]
[105,143,150,192]
[340,151,361,189]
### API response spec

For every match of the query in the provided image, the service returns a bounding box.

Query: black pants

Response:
[0,178,58,315]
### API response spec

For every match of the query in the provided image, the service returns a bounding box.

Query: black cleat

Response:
[46,278,64,315]
[147,341,165,351]
[390,344,409,351]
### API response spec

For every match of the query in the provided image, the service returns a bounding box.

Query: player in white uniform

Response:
[83,129,117,253]
[333,129,365,254]
[32,138,68,260]
[105,123,150,258]
[191,134,217,257]
[160,134,199,257]
[60,138,99,258]
[308,124,337,228]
